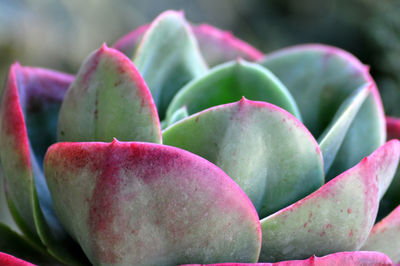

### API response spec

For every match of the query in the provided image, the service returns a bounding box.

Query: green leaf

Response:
[113,22,263,67]
[260,44,386,180]
[133,10,208,118]
[165,105,189,128]
[58,44,161,143]
[44,140,261,266]
[318,84,371,174]
[259,140,400,262]
[361,205,400,263]
[166,60,301,125]
[0,168,18,231]
[163,99,323,218]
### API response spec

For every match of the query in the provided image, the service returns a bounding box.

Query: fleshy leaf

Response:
[361,205,400,263]
[260,44,386,180]
[191,24,263,66]
[44,140,261,266]
[114,23,263,67]
[0,63,88,264]
[133,11,208,118]
[259,140,400,262]
[180,251,393,265]
[318,84,371,174]
[163,99,323,218]
[58,44,161,143]
[0,252,36,266]
[165,105,189,128]
[166,60,301,125]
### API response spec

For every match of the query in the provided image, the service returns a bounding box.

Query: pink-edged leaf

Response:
[179,251,393,266]
[361,205,400,263]
[387,116,400,140]
[44,140,261,266]
[261,44,386,181]
[113,22,263,67]
[133,10,208,118]
[58,44,161,143]
[163,99,324,218]
[259,140,400,262]
[0,63,87,264]
[0,252,36,266]
[191,24,263,66]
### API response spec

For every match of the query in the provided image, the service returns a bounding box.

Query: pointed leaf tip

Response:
[133,10,208,118]
[58,45,161,143]
[164,99,323,218]
[166,60,301,123]
[113,19,262,67]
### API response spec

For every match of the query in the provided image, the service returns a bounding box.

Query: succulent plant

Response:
[0,9,400,266]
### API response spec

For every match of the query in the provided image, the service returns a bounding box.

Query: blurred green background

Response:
[1,0,399,115]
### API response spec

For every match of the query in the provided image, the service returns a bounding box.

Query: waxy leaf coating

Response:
[44,140,261,266]
[259,140,400,262]
[318,84,371,174]
[261,44,386,180]
[163,99,324,218]
[180,251,393,265]
[166,60,301,125]
[133,10,208,118]
[114,23,262,67]
[58,44,161,143]
[361,205,400,263]
[0,63,86,264]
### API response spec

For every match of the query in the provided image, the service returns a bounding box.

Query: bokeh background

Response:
[1,0,399,115]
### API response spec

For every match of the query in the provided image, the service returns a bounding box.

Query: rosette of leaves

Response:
[0,10,399,266]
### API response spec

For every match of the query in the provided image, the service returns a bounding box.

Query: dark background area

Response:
[1,0,399,115]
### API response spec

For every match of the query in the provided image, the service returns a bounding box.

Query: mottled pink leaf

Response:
[58,44,161,143]
[44,140,261,265]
